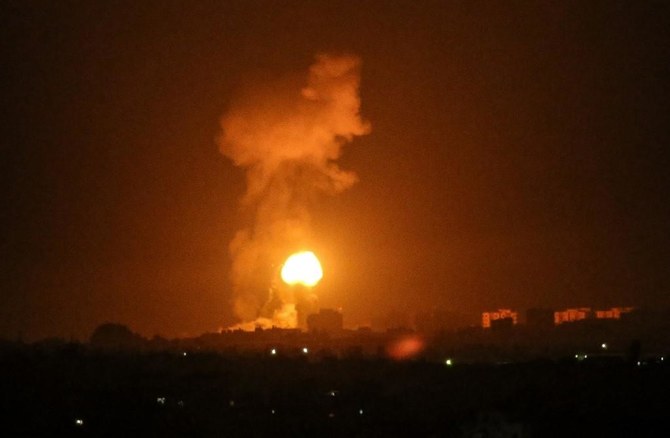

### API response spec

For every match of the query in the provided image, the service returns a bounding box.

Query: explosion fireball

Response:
[281,251,323,287]
[219,53,369,329]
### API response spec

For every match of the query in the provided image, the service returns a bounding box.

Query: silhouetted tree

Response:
[90,323,144,350]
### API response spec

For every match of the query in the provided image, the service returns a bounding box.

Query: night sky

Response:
[1,1,669,340]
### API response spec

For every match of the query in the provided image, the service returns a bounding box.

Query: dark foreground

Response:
[1,345,668,437]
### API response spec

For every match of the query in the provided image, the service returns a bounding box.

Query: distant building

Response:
[554,307,592,325]
[553,307,635,325]
[526,308,555,329]
[482,309,518,329]
[595,307,634,320]
[307,309,343,336]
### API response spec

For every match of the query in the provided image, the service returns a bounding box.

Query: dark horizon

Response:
[1,1,669,341]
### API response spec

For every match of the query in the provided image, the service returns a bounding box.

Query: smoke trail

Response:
[218,54,370,329]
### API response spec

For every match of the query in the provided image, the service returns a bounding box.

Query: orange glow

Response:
[386,335,425,360]
[280,251,323,287]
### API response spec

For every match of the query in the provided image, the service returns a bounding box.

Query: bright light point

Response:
[661,357,664,362]
[182,352,187,357]
[445,358,453,366]
[271,409,276,415]
[302,347,309,354]
[157,397,166,404]
[75,419,83,426]
[270,348,277,355]
[637,361,641,366]
[281,251,323,287]
[359,409,364,415]
[601,343,608,349]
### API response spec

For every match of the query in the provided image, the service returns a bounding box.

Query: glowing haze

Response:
[218,53,370,329]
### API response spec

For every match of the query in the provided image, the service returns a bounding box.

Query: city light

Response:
[270,348,277,355]
[445,358,453,366]
[75,419,84,426]
[302,347,309,354]
[359,409,364,415]
[601,343,608,350]
[157,397,166,405]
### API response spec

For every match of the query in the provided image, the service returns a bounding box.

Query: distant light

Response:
[328,412,335,418]
[574,354,579,359]
[302,347,309,354]
[359,409,364,415]
[585,354,588,359]
[637,361,642,366]
[229,400,235,407]
[328,390,337,397]
[157,397,166,405]
[182,352,187,357]
[271,409,276,415]
[270,348,277,355]
[177,400,184,407]
[661,356,664,362]
[445,358,453,366]
[75,419,84,426]
[601,343,608,350]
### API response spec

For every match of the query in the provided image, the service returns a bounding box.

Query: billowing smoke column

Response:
[218,54,370,330]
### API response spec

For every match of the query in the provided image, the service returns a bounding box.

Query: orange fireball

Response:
[280,251,323,287]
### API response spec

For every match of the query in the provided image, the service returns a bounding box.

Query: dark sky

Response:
[1,1,669,340]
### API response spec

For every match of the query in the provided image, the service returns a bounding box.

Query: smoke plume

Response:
[218,53,370,329]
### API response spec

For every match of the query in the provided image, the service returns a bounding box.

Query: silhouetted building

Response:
[490,317,514,331]
[414,309,472,333]
[526,308,555,329]
[307,309,343,336]
[482,309,518,328]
